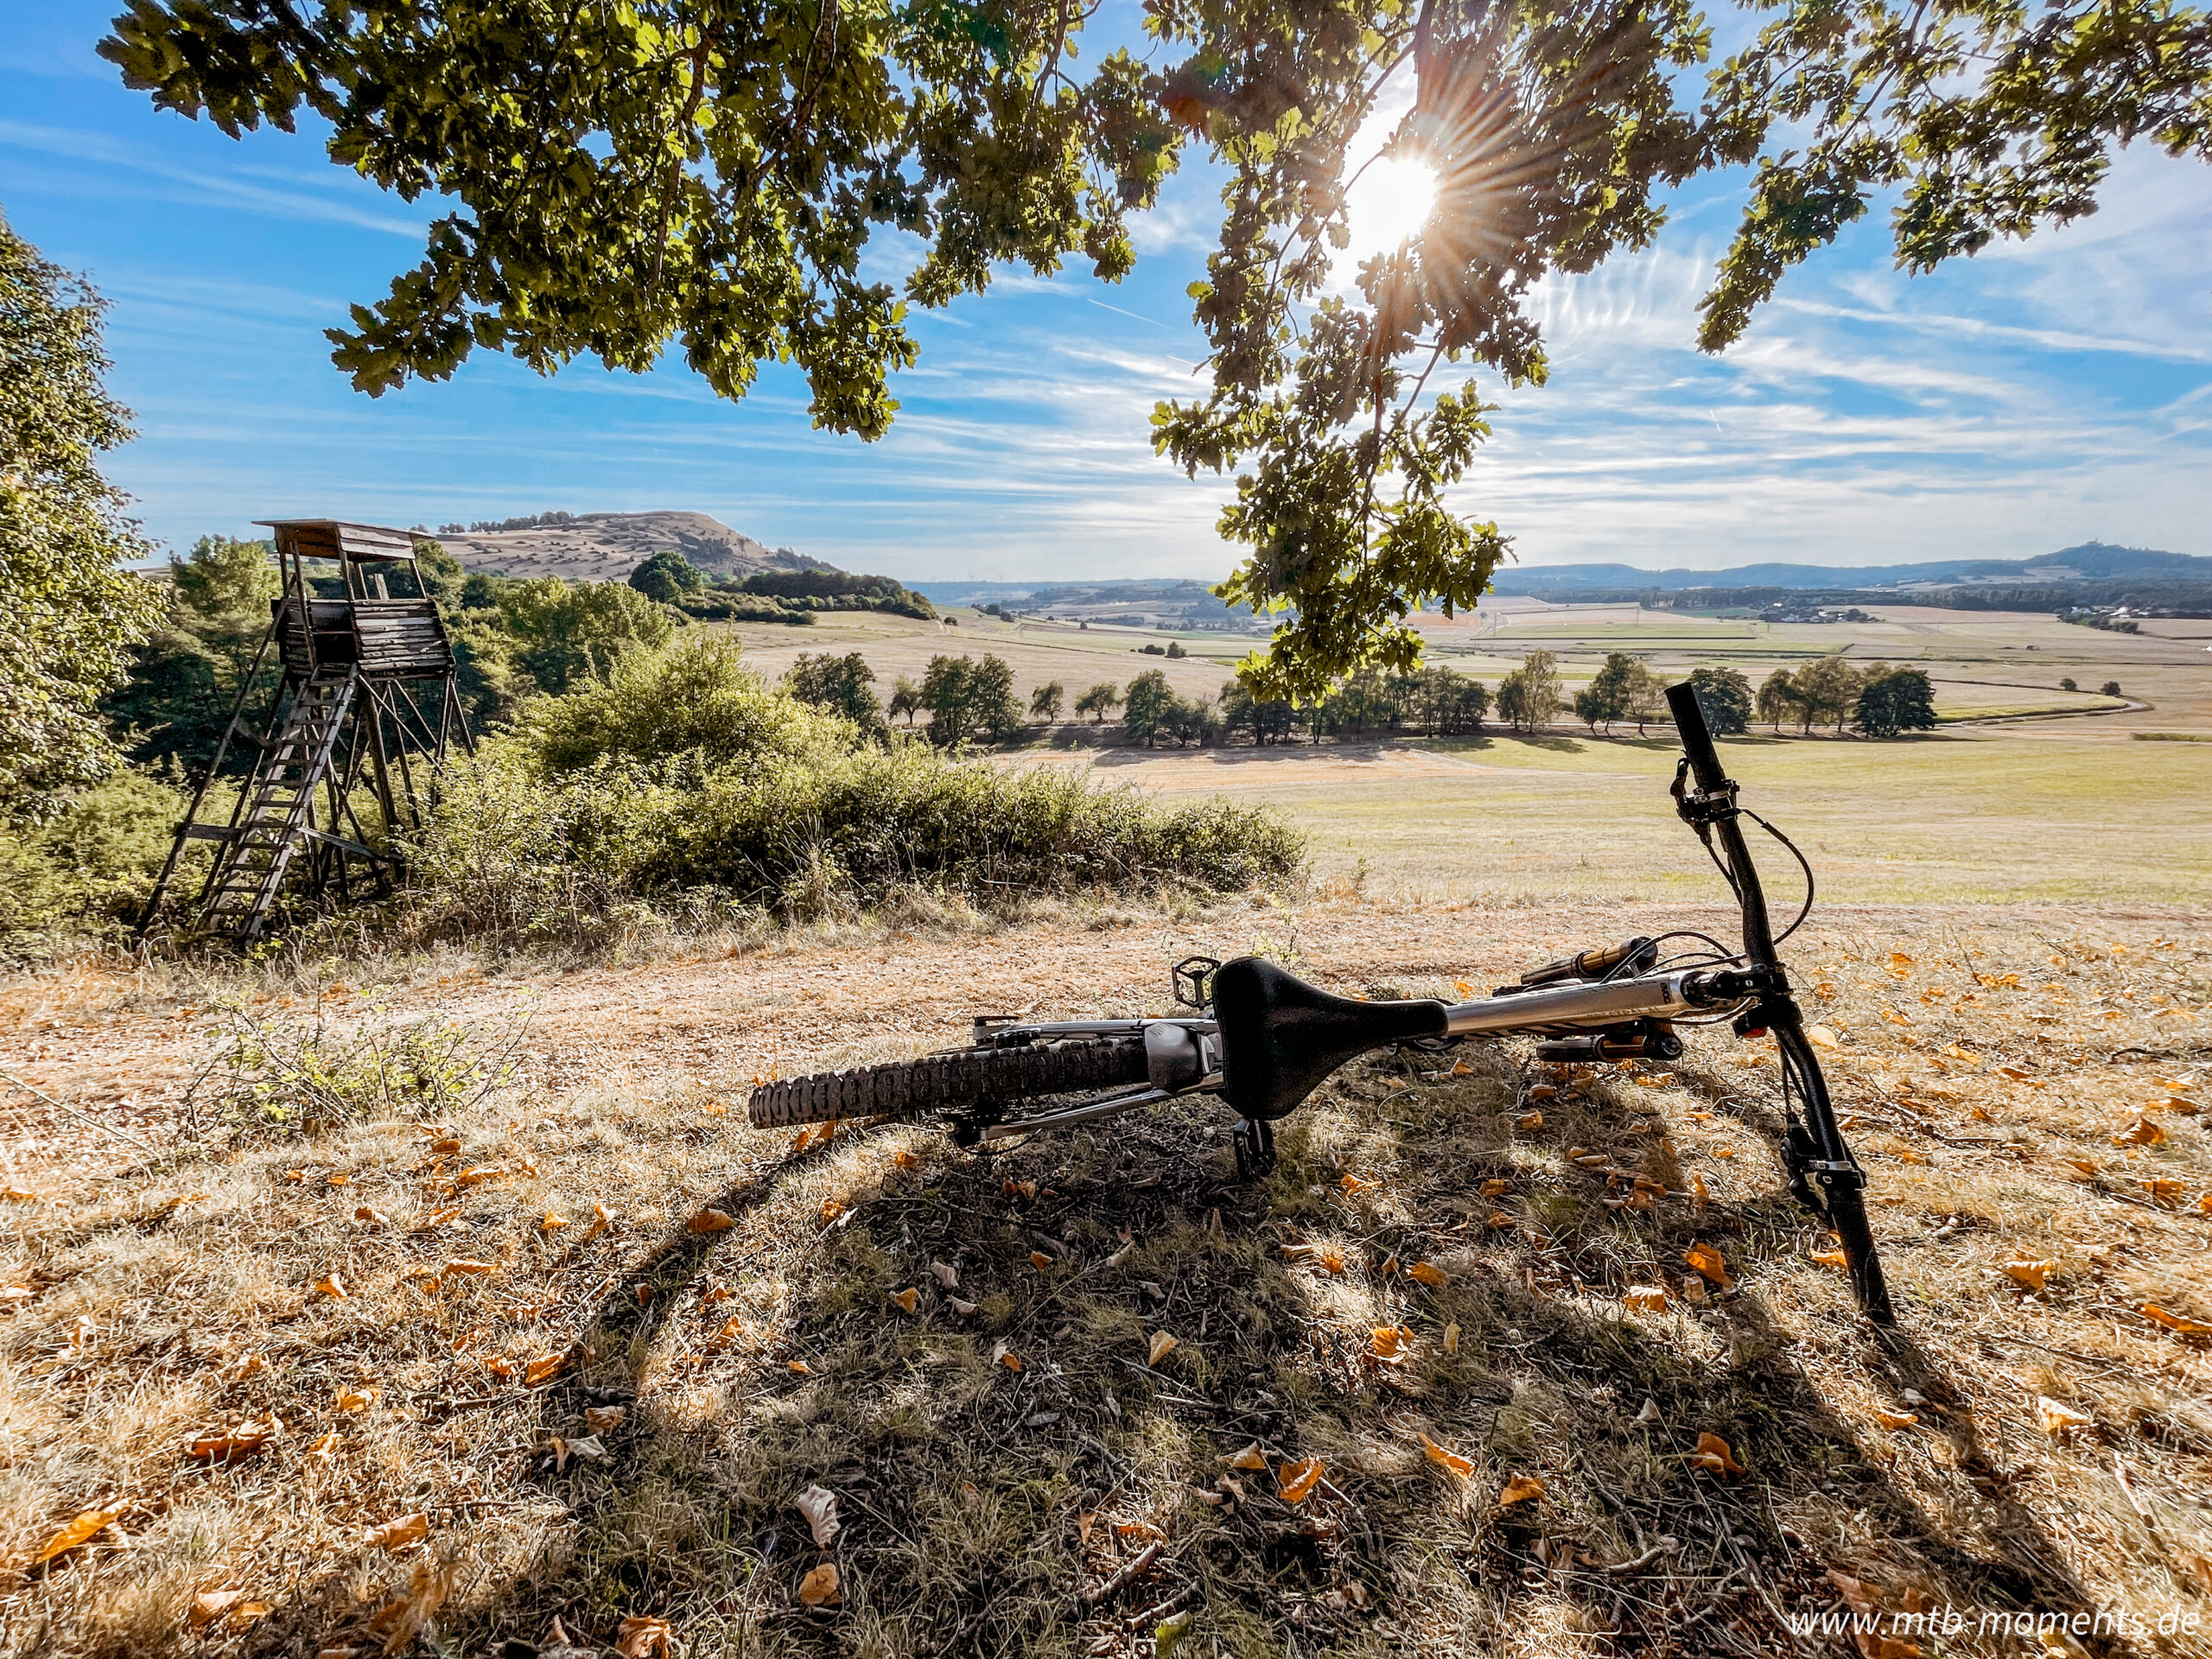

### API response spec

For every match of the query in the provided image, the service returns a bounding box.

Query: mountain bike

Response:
[750,680,1894,1325]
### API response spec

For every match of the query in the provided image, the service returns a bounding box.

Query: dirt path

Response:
[4,896,2197,1183]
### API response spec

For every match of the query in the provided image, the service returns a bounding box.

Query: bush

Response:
[0,767,185,953]
[403,636,1304,948]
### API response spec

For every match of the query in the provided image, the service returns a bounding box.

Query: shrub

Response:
[0,767,184,954]
[403,636,1304,948]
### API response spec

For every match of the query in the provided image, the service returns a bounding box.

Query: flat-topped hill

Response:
[435,511,825,583]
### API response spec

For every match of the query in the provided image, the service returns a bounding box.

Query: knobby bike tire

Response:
[1827,1185,1896,1325]
[748,1038,1150,1129]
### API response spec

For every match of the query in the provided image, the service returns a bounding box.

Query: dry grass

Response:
[1,907,2206,1657]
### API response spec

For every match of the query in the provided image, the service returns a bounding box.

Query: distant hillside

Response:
[913,576,1263,632]
[432,511,829,583]
[1491,542,2211,596]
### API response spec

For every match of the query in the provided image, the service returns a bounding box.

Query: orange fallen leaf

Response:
[1872,1408,1919,1430]
[335,1385,378,1413]
[1230,1442,1269,1471]
[587,1405,628,1433]
[798,1562,841,1606]
[2141,1179,2184,1205]
[313,1273,346,1300]
[1147,1331,1179,1365]
[1340,1174,1378,1192]
[1998,1260,2054,1291]
[1683,1243,1732,1289]
[444,1259,499,1276]
[688,1208,737,1234]
[1317,1246,1346,1274]
[992,1340,1022,1372]
[305,1432,340,1458]
[788,1360,812,1373]
[1486,1211,1515,1230]
[1810,1248,1849,1270]
[1515,1111,1544,1131]
[2065,1158,2099,1177]
[454,1165,504,1187]
[1498,1474,1545,1507]
[1420,1433,1474,1480]
[820,1199,846,1224]
[1003,1179,1037,1200]
[524,1352,568,1387]
[617,1614,675,1658]
[1278,1458,1325,1504]
[188,1422,271,1460]
[2143,1304,2212,1338]
[190,1589,245,1629]
[893,1150,922,1170]
[1030,1251,1052,1273]
[1690,1432,1745,1477]
[427,1136,462,1156]
[365,1512,429,1552]
[367,1560,453,1653]
[1806,1026,1840,1050]
[1479,1178,1510,1198]
[1407,1261,1449,1288]
[889,1287,919,1314]
[1368,1326,1411,1360]
[1624,1284,1669,1312]
[2113,1118,2167,1146]
[34,1505,123,1564]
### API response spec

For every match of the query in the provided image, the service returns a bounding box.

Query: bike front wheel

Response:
[748,1037,1151,1129]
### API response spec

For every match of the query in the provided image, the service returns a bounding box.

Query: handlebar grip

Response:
[1666,680,1728,790]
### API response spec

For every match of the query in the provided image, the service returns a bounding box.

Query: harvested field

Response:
[3,893,2208,1657]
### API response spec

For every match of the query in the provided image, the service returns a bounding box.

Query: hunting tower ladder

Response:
[138,520,473,944]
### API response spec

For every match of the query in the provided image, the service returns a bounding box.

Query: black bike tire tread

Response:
[748,1038,1150,1128]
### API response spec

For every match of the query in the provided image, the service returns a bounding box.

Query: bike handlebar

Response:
[1665,679,1728,793]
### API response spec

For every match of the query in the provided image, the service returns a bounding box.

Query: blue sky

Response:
[5,3,2209,582]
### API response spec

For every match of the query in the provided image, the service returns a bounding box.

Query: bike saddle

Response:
[1211,956,1449,1122]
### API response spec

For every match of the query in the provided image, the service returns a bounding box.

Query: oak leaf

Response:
[1369,1325,1411,1359]
[524,1352,568,1387]
[1515,1110,1544,1131]
[1420,1433,1474,1480]
[1277,1458,1325,1504]
[1690,1432,1745,1477]
[587,1405,628,1433]
[1997,1260,2053,1291]
[1624,1284,1669,1312]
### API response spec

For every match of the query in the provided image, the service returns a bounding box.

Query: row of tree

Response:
[1753,659,1941,737]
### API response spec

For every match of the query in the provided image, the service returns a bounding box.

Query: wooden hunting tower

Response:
[139,520,472,943]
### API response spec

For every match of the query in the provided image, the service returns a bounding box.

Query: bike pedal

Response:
[1231,1116,1276,1181]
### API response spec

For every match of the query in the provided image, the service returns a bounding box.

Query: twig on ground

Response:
[1082,1541,1161,1606]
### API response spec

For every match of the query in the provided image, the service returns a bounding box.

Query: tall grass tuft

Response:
[403,635,1302,950]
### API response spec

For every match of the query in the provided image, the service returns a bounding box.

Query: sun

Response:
[1344,154,1439,259]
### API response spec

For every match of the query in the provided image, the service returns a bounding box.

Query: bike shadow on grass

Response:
[283,1060,2127,1659]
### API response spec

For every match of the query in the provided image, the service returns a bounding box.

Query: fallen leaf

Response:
[1030,1250,1052,1272]
[524,1352,568,1387]
[1407,1261,1449,1288]
[2143,1304,2212,1338]
[616,1614,674,1658]
[2065,1158,2099,1177]
[1369,1325,1411,1360]
[820,1198,846,1224]
[1480,1178,1510,1197]
[1317,1246,1346,1274]
[454,1165,504,1187]
[1690,1432,1745,1477]
[1486,1211,1515,1230]
[191,1590,245,1629]
[549,1433,608,1471]
[889,1287,919,1314]
[1624,1284,1670,1312]
[1003,1179,1037,1200]
[2141,1179,2184,1205]
[930,1260,959,1288]
[188,1421,272,1460]
[1230,1442,1269,1471]
[34,1505,123,1564]
[313,1273,346,1300]
[1888,952,1914,976]
[444,1259,499,1276]
[1683,1243,1733,1289]
[1443,1321,1460,1356]
[795,1483,842,1548]
[1515,1110,1544,1131]
[306,1432,340,1458]
[1498,1474,1545,1507]
[688,1207,737,1234]
[1807,1026,1840,1050]
[1340,1174,1378,1193]
[335,1386,378,1413]
[1873,1408,1919,1429]
[586,1405,628,1433]
[1147,1331,1179,1365]
[1811,1248,1849,1270]
[799,1561,842,1606]
[365,1513,429,1553]
[992,1340,1023,1372]
[367,1560,453,1655]
[788,1360,811,1374]
[2037,1395,2094,1436]
[1278,1458,1325,1504]
[1420,1433,1475,1479]
[2114,1118,2167,1146]
[427,1137,462,1156]
[894,1149,922,1170]
[949,1297,979,1316]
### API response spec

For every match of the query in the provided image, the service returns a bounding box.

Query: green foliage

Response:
[1688,666,1755,736]
[738,569,933,618]
[1073,682,1122,724]
[887,675,924,727]
[785,651,888,738]
[1855,665,1939,738]
[1121,669,1176,747]
[404,637,1302,946]
[0,766,184,954]
[0,209,161,816]
[495,575,673,696]
[920,653,1024,747]
[1573,652,1645,733]
[1496,652,1564,732]
[1795,655,1866,734]
[1756,667,1800,732]
[102,3,2212,704]
[209,998,517,1137]
[1028,680,1065,723]
[2101,680,2123,697]
[629,549,707,602]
